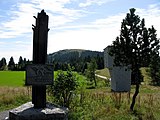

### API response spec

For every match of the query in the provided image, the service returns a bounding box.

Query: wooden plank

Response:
[31,10,50,108]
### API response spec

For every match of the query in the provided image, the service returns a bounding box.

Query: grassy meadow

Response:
[0,71,31,111]
[0,71,25,87]
[0,69,160,119]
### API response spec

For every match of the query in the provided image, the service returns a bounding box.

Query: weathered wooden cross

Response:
[26,10,53,108]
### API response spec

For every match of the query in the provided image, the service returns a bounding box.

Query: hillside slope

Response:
[48,49,103,63]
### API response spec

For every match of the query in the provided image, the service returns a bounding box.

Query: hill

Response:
[47,49,103,63]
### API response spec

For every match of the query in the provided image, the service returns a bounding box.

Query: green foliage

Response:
[8,57,15,70]
[109,8,160,111]
[0,57,7,70]
[140,67,151,85]
[17,56,26,71]
[110,8,160,84]
[68,86,160,120]
[95,68,110,78]
[52,66,78,107]
[49,49,104,72]
[75,73,88,89]
[0,85,159,119]
[0,56,29,71]
[48,49,103,63]
[85,59,97,87]
[0,71,160,119]
[148,53,160,85]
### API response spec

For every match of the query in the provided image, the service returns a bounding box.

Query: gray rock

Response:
[9,102,68,120]
[0,110,9,120]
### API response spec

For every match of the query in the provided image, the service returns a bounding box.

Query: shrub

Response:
[51,66,78,107]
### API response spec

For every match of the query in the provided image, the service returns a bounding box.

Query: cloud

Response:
[48,4,160,54]
[0,39,32,63]
[0,3,37,38]
[31,0,87,27]
[79,0,115,7]
[0,1,160,63]
[0,41,5,45]
[0,0,86,39]
[48,27,119,53]
[48,13,126,53]
[0,0,88,62]
[135,4,160,37]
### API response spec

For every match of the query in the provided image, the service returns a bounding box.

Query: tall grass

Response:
[0,70,160,120]
[0,87,31,111]
[2,85,159,119]
[67,85,160,120]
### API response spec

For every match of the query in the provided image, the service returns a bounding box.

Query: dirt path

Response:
[95,74,110,80]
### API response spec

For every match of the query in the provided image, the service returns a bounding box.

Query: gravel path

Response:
[0,110,9,120]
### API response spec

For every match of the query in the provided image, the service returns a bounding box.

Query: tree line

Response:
[53,54,104,73]
[0,54,103,72]
[0,56,31,71]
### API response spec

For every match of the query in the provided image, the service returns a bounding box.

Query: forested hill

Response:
[47,49,104,63]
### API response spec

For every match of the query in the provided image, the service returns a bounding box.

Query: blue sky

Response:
[0,0,160,62]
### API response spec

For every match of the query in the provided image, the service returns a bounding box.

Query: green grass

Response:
[68,85,160,120]
[0,71,31,111]
[140,67,151,85]
[0,71,60,87]
[95,68,110,78]
[0,70,160,120]
[0,71,86,87]
[0,71,25,87]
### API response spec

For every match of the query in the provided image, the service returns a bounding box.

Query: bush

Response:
[51,66,78,107]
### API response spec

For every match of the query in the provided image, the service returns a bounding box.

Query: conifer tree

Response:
[8,57,15,70]
[0,57,7,70]
[110,8,160,110]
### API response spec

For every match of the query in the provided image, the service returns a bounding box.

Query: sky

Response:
[0,0,160,63]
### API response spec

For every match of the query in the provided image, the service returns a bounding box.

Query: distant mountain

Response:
[47,49,103,63]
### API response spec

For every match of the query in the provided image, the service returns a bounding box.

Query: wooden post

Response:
[32,10,49,108]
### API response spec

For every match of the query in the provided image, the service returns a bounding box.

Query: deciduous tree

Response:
[53,65,78,107]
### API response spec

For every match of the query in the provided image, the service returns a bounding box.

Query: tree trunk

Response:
[130,83,139,111]
[94,72,97,87]
[94,78,97,87]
